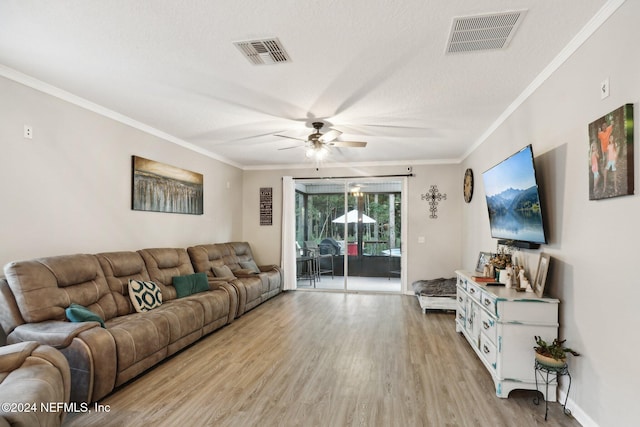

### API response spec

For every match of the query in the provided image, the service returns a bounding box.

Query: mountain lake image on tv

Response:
[482,145,547,244]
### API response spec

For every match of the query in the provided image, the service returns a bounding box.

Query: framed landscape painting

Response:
[587,104,634,200]
[132,156,203,215]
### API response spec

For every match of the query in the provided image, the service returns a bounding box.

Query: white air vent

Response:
[446,10,527,54]
[233,38,290,65]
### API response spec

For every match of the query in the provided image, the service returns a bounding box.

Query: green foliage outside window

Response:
[296,191,401,255]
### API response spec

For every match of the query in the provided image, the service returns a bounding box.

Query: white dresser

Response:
[455,270,560,400]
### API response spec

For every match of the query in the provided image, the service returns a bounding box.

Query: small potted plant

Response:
[534,336,580,368]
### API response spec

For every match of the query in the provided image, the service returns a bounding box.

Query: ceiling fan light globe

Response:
[317,146,329,159]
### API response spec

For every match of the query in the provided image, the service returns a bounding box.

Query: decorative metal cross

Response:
[421,185,447,219]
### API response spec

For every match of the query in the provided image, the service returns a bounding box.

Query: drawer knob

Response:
[458,296,463,302]
[470,288,476,294]
[483,299,491,306]
[483,345,490,354]
[483,321,490,330]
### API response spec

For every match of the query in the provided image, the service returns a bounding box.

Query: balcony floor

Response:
[296,274,401,293]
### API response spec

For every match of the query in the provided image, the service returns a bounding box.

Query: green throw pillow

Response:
[173,272,209,298]
[66,303,106,328]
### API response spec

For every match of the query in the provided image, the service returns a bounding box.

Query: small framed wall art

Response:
[260,187,273,226]
[587,104,634,200]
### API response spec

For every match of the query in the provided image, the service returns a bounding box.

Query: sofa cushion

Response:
[226,242,256,270]
[138,248,195,301]
[187,244,231,280]
[178,289,230,334]
[213,265,235,279]
[239,260,260,273]
[3,254,118,323]
[0,278,25,336]
[105,312,170,377]
[97,251,152,317]
[66,304,106,328]
[128,280,162,312]
[153,300,204,349]
[173,273,209,298]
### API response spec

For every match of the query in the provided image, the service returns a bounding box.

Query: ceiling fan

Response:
[277,122,367,159]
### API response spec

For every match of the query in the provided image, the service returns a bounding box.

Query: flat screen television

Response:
[482,145,547,247]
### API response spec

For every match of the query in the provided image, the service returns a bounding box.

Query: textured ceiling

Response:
[0,0,610,168]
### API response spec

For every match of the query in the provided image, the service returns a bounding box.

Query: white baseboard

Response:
[559,388,598,427]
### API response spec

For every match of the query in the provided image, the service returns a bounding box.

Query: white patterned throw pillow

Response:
[128,279,162,312]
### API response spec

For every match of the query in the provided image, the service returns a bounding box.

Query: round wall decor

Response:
[463,168,474,203]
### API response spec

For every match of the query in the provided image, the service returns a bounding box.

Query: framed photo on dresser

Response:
[476,252,492,273]
[533,253,551,297]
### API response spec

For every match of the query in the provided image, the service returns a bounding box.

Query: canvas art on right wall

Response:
[588,104,634,200]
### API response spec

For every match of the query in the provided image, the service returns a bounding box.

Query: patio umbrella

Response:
[332,210,376,224]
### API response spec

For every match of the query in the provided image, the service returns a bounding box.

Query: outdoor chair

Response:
[304,241,335,280]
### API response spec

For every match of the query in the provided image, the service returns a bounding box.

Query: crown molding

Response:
[0,65,243,169]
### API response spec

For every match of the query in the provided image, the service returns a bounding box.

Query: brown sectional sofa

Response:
[0,341,70,427]
[0,242,282,404]
[187,242,282,316]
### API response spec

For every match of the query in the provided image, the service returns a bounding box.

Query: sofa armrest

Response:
[7,320,101,349]
[206,277,233,288]
[259,264,280,272]
[0,342,71,427]
[8,321,117,403]
[232,272,256,278]
[0,278,25,336]
[0,341,40,372]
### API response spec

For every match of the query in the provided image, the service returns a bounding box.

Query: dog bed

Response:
[412,277,457,313]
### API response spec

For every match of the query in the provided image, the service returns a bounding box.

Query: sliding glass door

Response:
[294,178,403,293]
[344,180,401,292]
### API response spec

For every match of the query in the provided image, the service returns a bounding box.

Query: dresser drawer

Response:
[457,292,466,307]
[457,275,468,291]
[456,310,466,328]
[480,334,497,371]
[457,300,466,318]
[480,310,497,345]
[480,291,497,314]
[467,282,481,302]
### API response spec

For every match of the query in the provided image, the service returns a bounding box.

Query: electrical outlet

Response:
[601,78,610,99]
[23,125,33,139]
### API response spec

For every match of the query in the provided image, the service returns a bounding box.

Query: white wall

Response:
[242,163,462,292]
[0,76,244,269]
[461,2,639,425]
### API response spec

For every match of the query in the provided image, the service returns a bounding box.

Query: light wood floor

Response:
[64,292,580,427]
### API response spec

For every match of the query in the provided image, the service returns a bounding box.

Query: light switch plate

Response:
[24,125,33,139]
[601,78,610,99]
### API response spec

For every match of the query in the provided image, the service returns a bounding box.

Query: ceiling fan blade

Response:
[275,134,307,142]
[334,123,437,138]
[319,129,342,143]
[277,145,302,151]
[330,141,367,148]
